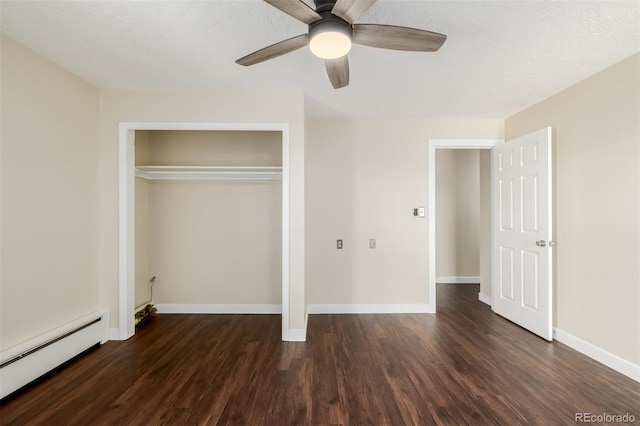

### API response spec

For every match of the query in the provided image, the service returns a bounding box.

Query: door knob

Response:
[536,240,546,247]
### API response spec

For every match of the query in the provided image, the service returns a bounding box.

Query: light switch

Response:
[418,207,425,218]
[369,239,376,249]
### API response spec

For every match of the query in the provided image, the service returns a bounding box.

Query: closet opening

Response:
[119,123,290,341]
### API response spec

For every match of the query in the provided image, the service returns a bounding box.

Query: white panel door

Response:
[491,128,553,340]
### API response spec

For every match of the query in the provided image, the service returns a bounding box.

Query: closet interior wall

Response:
[134,130,283,309]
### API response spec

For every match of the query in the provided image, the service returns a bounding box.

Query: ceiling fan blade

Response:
[237,34,309,66]
[325,56,349,89]
[264,0,322,24]
[331,0,376,23]
[353,24,447,52]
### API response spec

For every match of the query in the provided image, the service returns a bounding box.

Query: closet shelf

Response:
[135,166,283,181]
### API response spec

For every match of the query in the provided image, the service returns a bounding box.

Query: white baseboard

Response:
[437,276,480,284]
[155,304,282,314]
[100,311,111,343]
[0,311,108,399]
[478,293,492,306]
[108,328,121,341]
[286,328,307,341]
[285,312,308,342]
[554,328,640,382]
[307,304,430,314]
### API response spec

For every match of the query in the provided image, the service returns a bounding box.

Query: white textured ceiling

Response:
[1,1,638,119]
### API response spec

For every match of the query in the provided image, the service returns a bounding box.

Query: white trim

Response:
[118,127,135,341]
[307,304,430,314]
[287,328,307,341]
[134,304,148,314]
[286,312,308,341]
[427,139,502,313]
[478,293,492,306]
[428,139,501,149]
[118,122,292,342]
[100,311,111,344]
[109,328,121,341]
[155,304,282,314]
[281,126,291,342]
[554,328,640,383]
[436,276,480,284]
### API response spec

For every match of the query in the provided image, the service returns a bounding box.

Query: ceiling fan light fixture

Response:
[309,17,352,60]
[310,31,351,59]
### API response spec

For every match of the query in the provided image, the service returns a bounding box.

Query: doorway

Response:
[434,148,481,286]
[427,139,502,312]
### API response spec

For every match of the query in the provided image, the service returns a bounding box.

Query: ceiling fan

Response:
[236,0,447,89]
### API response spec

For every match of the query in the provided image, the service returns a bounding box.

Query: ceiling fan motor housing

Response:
[309,11,353,41]
[314,0,339,14]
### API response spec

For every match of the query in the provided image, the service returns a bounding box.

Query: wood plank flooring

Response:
[1,284,638,425]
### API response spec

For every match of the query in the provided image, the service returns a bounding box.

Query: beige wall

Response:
[435,150,480,278]
[505,53,640,365]
[146,130,282,166]
[0,35,100,349]
[478,150,492,296]
[305,119,503,306]
[99,90,306,331]
[142,130,282,305]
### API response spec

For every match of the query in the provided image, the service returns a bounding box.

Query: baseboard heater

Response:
[0,311,109,399]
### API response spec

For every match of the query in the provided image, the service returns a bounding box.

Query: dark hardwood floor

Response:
[1,284,638,425]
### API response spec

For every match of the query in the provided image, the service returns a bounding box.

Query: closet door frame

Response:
[117,122,290,341]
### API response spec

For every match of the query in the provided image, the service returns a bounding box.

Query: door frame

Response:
[118,122,290,340]
[427,139,502,312]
